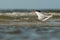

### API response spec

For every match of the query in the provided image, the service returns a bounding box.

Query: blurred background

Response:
[0,0,60,40]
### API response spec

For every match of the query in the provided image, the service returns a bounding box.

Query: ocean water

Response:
[0,11,60,40]
[0,25,60,40]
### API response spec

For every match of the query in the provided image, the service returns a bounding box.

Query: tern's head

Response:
[32,10,41,14]
[35,10,41,12]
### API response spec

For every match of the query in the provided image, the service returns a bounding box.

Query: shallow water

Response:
[0,17,60,40]
[0,25,60,40]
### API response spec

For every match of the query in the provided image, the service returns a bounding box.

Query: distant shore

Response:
[0,9,60,13]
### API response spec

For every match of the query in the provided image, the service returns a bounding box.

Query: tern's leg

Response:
[42,15,53,21]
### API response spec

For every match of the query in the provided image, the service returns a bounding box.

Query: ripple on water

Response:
[0,25,60,40]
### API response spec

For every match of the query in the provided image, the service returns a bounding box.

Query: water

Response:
[0,25,60,40]
[0,12,60,40]
[0,18,60,40]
